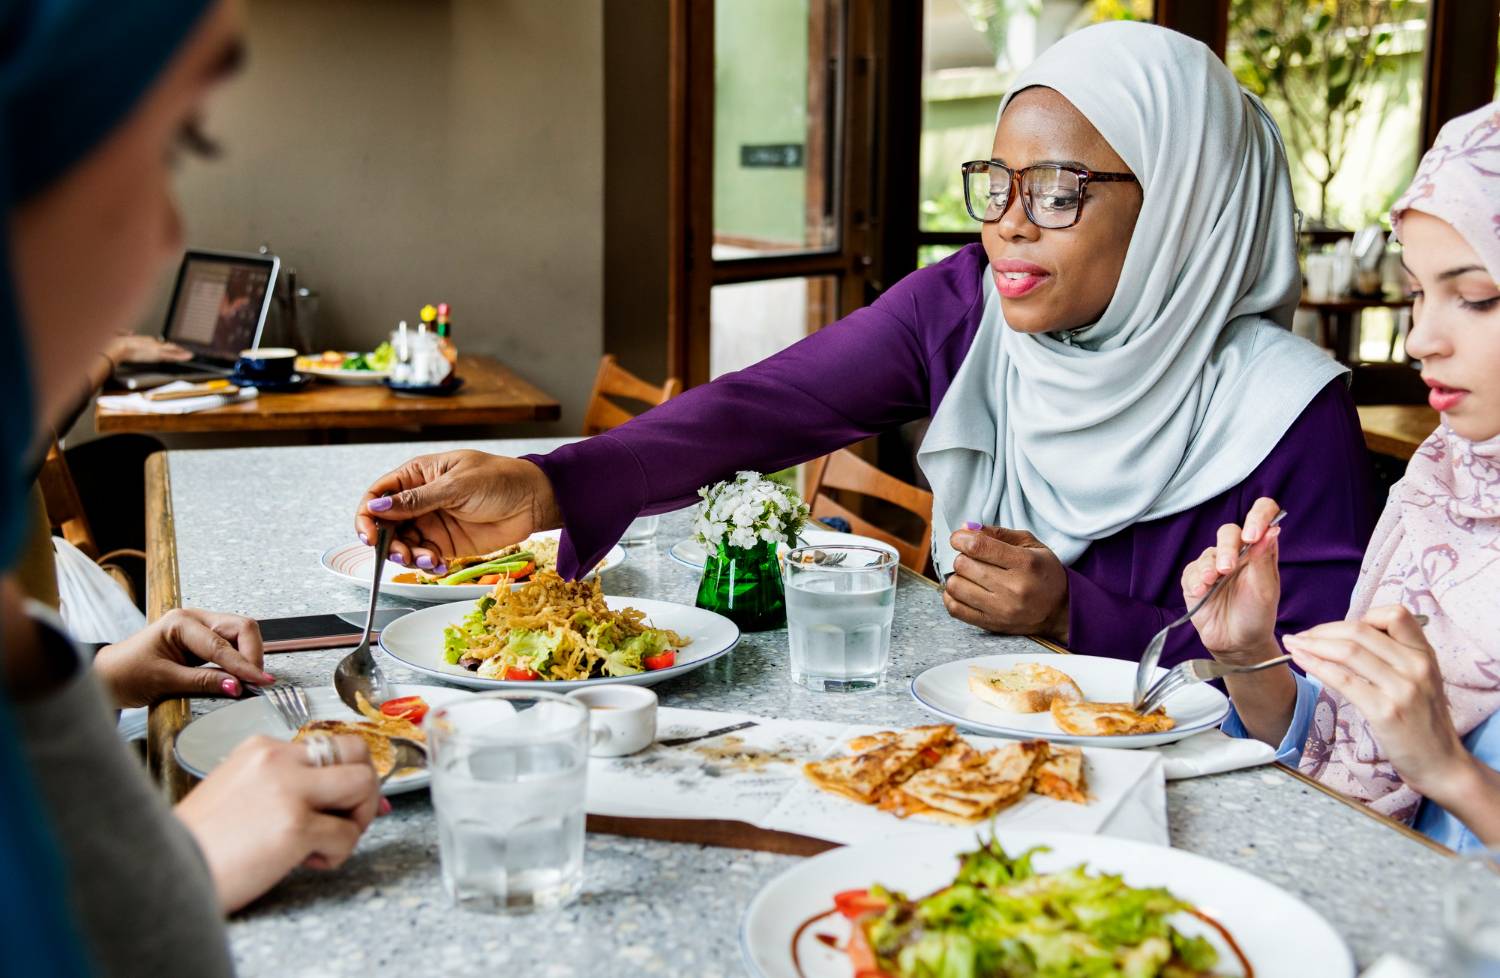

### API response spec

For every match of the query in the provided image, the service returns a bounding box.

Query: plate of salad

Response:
[320,529,626,603]
[740,830,1353,978]
[377,573,740,690]
[296,342,397,383]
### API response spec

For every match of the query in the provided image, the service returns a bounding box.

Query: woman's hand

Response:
[943,524,1069,641]
[175,735,384,914]
[1179,496,1284,664]
[1285,605,1476,800]
[93,608,273,709]
[354,450,562,570]
[105,333,193,365]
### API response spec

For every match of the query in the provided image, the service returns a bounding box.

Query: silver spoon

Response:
[334,521,395,713]
[380,736,429,784]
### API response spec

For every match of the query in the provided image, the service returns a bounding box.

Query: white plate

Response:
[740,829,1353,978]
[910,651,1230,748]
[667,529,901,571]
[320,529,626,603]
[174,684,472,795]
[296,355,391,384]
[378,594,740,690]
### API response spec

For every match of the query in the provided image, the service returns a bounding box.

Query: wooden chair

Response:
[805,449,934,573]
[36,439,143,599]
[581,355,682,435]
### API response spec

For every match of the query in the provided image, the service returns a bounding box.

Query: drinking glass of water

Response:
[621,513,661,546]
[1446,847,1500,976]
[784,545,898,692]
[427,691,589,913]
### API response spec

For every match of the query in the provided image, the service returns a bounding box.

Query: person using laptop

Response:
[114,248,279,389]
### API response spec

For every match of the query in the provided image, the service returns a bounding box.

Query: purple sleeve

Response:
[1064,379,1374,669]
[527,253,985,577]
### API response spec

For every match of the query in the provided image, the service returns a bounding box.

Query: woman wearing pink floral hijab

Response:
[1177,102,1500,851]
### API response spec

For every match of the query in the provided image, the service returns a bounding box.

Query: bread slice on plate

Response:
[1031,744,1089,803]
[1049,700,1175,737]
[968,662,1084,713]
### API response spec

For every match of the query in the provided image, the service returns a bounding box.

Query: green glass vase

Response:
[695,539,786,631]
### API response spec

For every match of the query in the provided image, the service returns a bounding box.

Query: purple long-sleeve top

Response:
[528,244,1375,668]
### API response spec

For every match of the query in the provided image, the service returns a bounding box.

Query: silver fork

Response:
[1136,611,1432,715]
[1135,655,1292,716]
[245,682,311,732]
[1132,510,1288,708]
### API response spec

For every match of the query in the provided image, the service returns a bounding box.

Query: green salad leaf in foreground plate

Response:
[854,837,1231,978]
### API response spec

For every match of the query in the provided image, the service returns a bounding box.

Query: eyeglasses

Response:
[961,160,1137,230]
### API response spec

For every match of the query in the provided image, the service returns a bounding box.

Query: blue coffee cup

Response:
[235,347,297,384]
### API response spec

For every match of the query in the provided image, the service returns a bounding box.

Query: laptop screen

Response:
[162,251,279,361]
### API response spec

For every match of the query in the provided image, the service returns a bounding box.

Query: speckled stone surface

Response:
[166,439,1453,976]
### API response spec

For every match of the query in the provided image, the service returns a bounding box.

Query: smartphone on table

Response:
[256,608,412,653]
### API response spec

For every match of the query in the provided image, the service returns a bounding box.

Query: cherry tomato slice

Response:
[379,696,430,724]
[845,918,891,978]
[643,650,677,671]
[504,666,540,681]
[833,889,887,920]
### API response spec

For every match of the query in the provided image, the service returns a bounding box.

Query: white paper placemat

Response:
[585,708,1169,846]
[758,724,1165,846]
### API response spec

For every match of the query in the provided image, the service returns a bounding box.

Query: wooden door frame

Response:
[666,0,890,389]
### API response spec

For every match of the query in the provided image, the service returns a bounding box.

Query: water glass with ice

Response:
[1446,847,1500,977]
[784,545,897,692]
[427,691,589,913]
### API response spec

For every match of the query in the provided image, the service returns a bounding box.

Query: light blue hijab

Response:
[920,22,1345,573]
[1,1,214,971]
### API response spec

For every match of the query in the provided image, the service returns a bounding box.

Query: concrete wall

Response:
[170,0,604,430]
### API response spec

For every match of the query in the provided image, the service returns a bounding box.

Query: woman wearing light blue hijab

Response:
[2,2,383,971]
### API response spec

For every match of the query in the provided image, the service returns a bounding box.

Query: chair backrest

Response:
[581,354,683,436]
[805,449,934,573]
[36,440,98,558]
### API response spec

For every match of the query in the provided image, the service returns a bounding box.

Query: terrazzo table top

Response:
[163,438,1453,977]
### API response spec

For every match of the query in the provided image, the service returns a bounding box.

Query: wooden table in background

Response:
[1358,404,1438,461]
[96,354,559,434]
[1300,294,1412,362]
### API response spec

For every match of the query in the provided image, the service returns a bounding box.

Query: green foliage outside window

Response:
[1228,0,1415,227]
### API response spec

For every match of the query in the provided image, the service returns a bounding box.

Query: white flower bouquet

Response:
[693,471,810,553]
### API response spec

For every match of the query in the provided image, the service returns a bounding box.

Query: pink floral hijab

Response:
[1298,103,1500,822]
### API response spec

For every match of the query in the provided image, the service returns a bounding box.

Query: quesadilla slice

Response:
[1031,743,1089,804]
[804,725,956,804]
[896,740,1046,822]
[1050,700,1175,737]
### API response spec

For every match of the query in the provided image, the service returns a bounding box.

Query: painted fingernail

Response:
[359,532,369,545]
[261,671,276,684]
[378,798,393,816]
[416,554,434,569]
[367,496,393,513]
[433,564,447,576]
[220,676,240,696]
[963,521,983,531]
[388,552,405,565]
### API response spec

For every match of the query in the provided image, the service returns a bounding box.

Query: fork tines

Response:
[253,682,310,732]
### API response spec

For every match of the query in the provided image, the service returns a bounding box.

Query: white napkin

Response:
[1152,728,1276,780]
[97,380,257,414]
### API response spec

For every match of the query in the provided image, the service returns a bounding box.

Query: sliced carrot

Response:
[476,573,502,585]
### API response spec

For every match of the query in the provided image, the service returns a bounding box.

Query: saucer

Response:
[229,371,309,393]
[387,376,464,397]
